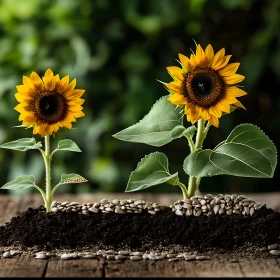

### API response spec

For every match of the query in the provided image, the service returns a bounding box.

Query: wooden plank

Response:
[239,259,280,277]
[105,259,244,277]
[45,258,103,278]
[0,254,47,278]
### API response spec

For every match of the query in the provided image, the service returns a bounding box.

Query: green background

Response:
[0,0,279,196]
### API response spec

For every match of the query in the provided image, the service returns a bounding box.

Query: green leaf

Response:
[184,124,277,178]
[170,125,196,139]
[59,173,88,185]
[57,139,82,152]
[113,96,183,147]
[1,175,35,190]
[0,138,42,151]
[126,152,179,192]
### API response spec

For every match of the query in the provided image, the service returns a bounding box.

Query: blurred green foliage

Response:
[0,0,279,196]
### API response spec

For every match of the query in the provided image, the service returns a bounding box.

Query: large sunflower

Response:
[166,44,247,127]
[14,69,85,137]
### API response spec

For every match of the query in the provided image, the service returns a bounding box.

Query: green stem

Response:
[185,135,195,153]
[177,182,188,200]
[195,118,205,149]
[187,176,197,198]
[187,118,210,198]
[43,135,52,212]
[203,121,212,136]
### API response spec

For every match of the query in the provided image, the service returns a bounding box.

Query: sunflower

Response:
[166,44,247,127]
[14,69,85,137]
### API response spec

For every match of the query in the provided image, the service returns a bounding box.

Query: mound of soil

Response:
[0,205,279,255]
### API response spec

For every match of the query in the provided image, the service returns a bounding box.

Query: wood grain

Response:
[0,255,47,278]
[45,258,103,278]
[105,259,246,277]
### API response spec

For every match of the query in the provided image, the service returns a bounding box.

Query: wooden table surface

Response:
[0,192,280,278]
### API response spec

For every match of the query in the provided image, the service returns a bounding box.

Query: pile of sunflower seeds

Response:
[170,194,264,217]
[51,199,161,215]
[50,194,264,217]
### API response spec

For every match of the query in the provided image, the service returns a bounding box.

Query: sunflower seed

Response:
[269,250,280,256]
[196,256,210,260]
[268,244,279,250]
[3,252,12,258]
[115,255,127,260]
[213,205,220,214]
[249,207,255,216]
[167,253,177,258]
[168,258,179,262]
[130,256,142,261]
[118,250,130,255]
[60,253,78,260]
[35,253,47,259]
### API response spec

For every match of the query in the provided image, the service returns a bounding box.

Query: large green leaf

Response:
[0,138,42,151]
[184,124,277,178]
[126,152,179,192]
[56,139,82,152]
[1,175,35,190]
[112,96,183,147]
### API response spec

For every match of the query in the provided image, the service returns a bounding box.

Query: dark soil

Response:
[0,205,280,256]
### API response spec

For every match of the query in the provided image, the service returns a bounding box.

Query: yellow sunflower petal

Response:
[166,81,182,95]
[214,55,232,70]
[14,104,25,112]
[233,100,246,110]
[216,101,230,114]
[52,74,61,91]
[15,92,32,102]
[209,106,222,118]
[23,114,36,124]
[58,75,70,93]
[33,125,41,135]
[219,63,240,77]
[64,89,85,100]
[211,48,225,69]
[185,103,200,124]
[30,72,43,92]
[223,74,245,85]
[204,44,214,65]
[68,105,83,113]
[67,99,85,106]
[195,44,205,65]
[43,68,54,90]
[22,76,38,94]
[73,111,85,118]
[208,114,219,127]
[62,122,73,129]
[167,94,187,105]
[200,109,210,120]
[189,53,200,68]
[226,86,247,97]
[166,66,184,82]
[179,53,193,71]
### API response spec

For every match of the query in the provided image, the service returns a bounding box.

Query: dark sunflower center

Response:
[39,95,59,117]
[183,67,225,108]
[33,91,67,124]
[192,74,213,96]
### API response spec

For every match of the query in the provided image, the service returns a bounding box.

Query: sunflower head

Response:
[14,69,85,137]
[166,44,247,127]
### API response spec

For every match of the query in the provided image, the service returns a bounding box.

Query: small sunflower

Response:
[14,69,85,137]
[166,44,247,127]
